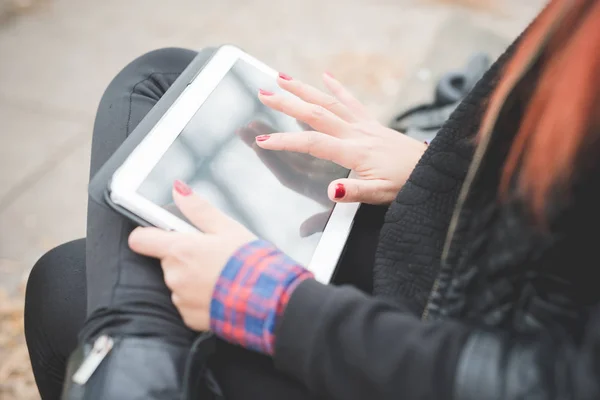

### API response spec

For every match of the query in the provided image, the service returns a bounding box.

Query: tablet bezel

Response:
[110,44,359,283]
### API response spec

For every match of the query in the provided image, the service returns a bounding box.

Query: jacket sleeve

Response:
[274,279,470,400]
[274,279,600,400]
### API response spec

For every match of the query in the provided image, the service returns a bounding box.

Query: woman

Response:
[24,0,600,398]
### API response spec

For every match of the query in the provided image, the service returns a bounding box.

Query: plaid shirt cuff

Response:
[210,239,314,355]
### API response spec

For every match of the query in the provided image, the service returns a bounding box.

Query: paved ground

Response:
[0,0,545,398]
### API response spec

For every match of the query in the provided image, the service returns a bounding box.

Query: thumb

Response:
[327,178,397,205]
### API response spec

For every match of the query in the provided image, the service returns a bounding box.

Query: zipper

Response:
[420,3,570,321]
[72,335,114,385]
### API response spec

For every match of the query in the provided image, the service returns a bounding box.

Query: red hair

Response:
[481,0,600,222]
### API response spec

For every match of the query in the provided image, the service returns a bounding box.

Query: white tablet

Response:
[109,45,359,283]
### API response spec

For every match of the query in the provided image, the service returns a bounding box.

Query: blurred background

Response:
[0,0,546,398]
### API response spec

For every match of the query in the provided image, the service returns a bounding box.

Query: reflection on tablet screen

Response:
[137,59,349,265]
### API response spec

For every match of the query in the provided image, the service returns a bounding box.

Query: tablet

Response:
[109,45,358,283]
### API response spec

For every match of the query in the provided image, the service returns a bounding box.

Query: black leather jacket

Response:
[373,2,600,398]
[272,2,600,399]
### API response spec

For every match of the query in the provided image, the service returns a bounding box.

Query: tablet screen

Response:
[136,59,349,265]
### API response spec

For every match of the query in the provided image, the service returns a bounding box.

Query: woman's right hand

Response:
[256,72,427,205]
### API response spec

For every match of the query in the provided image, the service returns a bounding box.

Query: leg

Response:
[82,47,205,342]
[24,239,87,400]
[24,48,206,399]
[23,211,383,400]
[23,206,384,400]
[24,46,386,399]
[66,48,212,400]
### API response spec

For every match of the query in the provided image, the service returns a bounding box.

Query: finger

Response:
[245,136,334,206]
[255,131,361,170]
[238,123,331,203]
[128,227,179,258]
[176,305,208,331]
[247,120,322,173]
[172,180,236,233]
[258,90,349,137]
[277,75,357,123]
[322,72,372,121]
[171,293,183,306]
[237,121,276,147]
[163,258,186,292]
[236,123,306,183]
[327,178,397,205]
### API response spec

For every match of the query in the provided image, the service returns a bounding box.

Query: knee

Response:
[24,240,86,397]
[26,239,86,301]
[94,47,210,124]
[104,47,203,95]
[24,239,87,339]
[128,47,201,71]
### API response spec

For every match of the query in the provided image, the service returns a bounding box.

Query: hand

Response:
[128,180,256,331]
[257,73,427,205]
[237,121,348,207]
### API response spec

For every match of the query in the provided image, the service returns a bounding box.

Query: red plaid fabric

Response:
[210,240,314,354]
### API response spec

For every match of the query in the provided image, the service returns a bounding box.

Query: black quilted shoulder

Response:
[373,43,518,315]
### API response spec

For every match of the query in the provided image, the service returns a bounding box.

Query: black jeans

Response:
[24,47,386,400]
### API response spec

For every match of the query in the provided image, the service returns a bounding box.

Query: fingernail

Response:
[174,180,192,196]
[256,135,270,142]
[259,89,274,96]
[334,183,345,199]
[324,71,335,79]
[278,72,293,81]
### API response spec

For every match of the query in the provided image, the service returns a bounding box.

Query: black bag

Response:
[389,52,491,142]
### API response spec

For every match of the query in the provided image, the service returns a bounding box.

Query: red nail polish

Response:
[174,180,192,196]
[334,183,345,199]
[259,89,274,96]
[256,135,270,142]
[278,72,292,81]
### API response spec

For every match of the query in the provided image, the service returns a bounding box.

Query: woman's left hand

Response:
[128,180,256,331]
